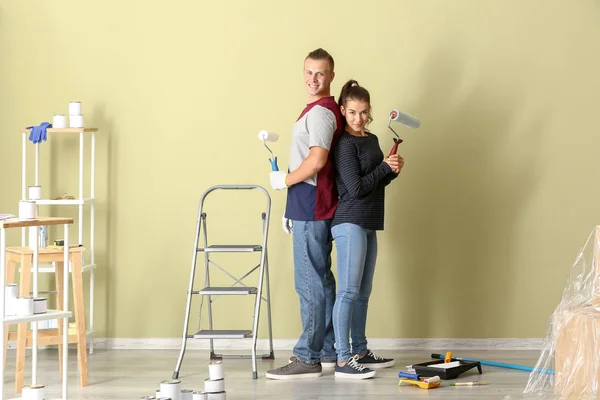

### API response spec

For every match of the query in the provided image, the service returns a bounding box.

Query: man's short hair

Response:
[306,48,335,73]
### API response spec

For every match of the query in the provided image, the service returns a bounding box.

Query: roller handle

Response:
[430,353,552,374]
[270,157,279,171]
[398,372,420,380]
[388,139,402,156]
[431,353,454,360]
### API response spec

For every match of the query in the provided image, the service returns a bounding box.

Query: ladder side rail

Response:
[172,197,206,379]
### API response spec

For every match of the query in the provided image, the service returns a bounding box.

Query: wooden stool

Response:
[3,246,88,392]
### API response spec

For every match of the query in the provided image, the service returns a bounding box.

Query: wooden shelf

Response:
[20,128,98,134]
[17,263,97,273]
[6,246,85,256]
[0,217,73,229]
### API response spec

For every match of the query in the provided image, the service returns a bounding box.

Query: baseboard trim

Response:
[92,338,544,351]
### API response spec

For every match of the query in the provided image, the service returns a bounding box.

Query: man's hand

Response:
[270,171,288,190]
[282,216,293,234]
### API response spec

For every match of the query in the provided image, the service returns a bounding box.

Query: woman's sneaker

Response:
[334,355,376,379]
[356,350,395,369]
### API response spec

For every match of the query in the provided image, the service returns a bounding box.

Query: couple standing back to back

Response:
[267,48,403,380]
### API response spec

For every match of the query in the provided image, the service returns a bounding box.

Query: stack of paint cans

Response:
[68,102,84,128]
[144,361,226,399]
[203,361,226,399]
[149,379,207,400]
[151,379,193,400]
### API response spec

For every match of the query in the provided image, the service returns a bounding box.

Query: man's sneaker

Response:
[266,358,322,380]
[334,355,376,379]
[289,356,335,369]
[356,349,395,369]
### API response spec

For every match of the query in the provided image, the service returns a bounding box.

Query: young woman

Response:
[331,80,403,379]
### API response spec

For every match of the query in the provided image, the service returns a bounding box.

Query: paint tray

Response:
[412,358,482,380]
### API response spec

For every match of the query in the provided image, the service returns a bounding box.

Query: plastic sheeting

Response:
[520,226,600,400]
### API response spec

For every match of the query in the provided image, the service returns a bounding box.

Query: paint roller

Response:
[258,129,279,171]
[387,108,420,156]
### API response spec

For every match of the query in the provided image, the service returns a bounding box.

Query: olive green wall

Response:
[1,0,599,340]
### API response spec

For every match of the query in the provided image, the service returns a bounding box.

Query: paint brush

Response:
[450,381,488,386]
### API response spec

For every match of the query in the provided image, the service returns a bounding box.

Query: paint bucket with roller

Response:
[258,130,279,171]
[387,109,420,156]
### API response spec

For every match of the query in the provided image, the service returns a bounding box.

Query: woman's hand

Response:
[384,154,404,173]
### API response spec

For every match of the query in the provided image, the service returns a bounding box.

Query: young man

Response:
[266,48,344,379]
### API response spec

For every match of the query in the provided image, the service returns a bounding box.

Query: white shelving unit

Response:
[19,127,98,354]
[1,217,73,400]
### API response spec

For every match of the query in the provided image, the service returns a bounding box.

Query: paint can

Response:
[22,384,45,400]
[160,379,181,400]
[193,392,208,400]
[53,114,67,129]
[181,389,193,400]
[204,378,225,393]
[209,361,224,380]
[70,114,84,128]
[28,186,41,200]
[19,200,36,220]
[69,102,82,115]
[5,284,18,316]
[33,297,47,314]
[15,297,34,316]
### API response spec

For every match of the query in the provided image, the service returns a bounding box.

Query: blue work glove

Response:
[26,125,39,143]
[26,122,52,144]
[39,122,51,143]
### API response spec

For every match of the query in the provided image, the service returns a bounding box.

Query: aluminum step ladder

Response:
[172,185,275,379]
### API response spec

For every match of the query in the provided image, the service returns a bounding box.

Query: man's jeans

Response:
[291,220,337,364]
[331,222,377,363]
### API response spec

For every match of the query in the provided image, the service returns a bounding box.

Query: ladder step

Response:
[197,245,262,253]
[189,330,253,339]
[194,287,257,295]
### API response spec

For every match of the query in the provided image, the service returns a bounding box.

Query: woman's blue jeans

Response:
[331,222,377,363]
